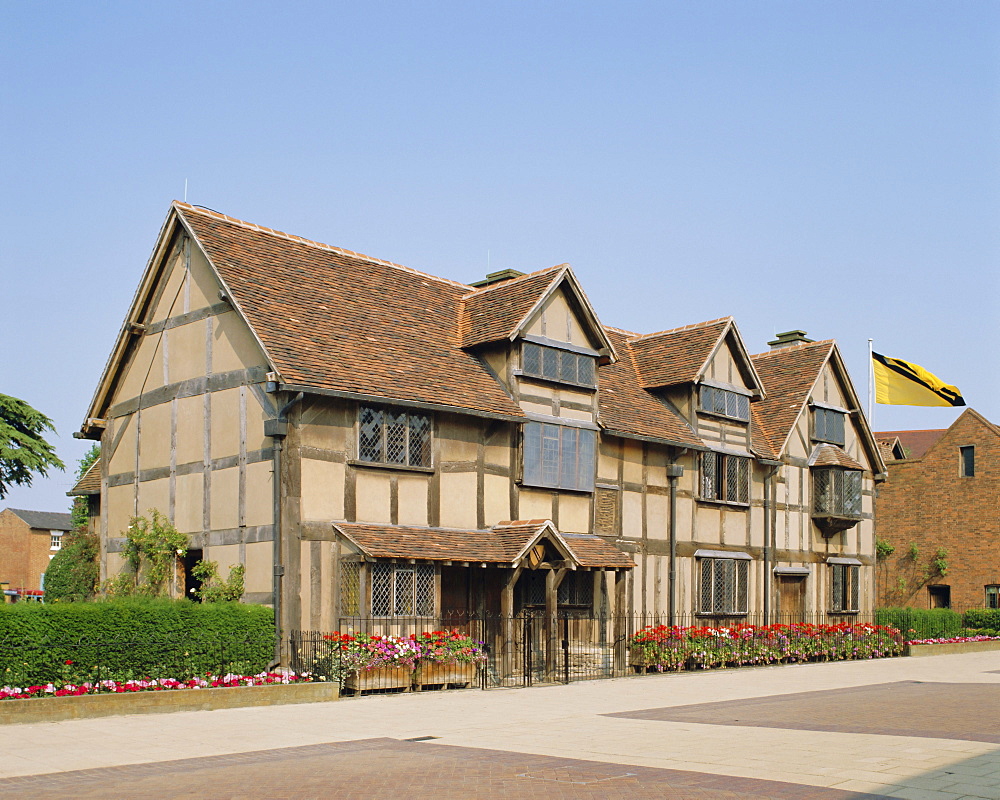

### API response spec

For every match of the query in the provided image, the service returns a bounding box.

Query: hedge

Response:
[0,599,275,686]
[876,607,1000,640]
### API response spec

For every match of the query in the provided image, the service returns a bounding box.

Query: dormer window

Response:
[813,406,846,446]
[698,385,750,422]
[521,342,596,387]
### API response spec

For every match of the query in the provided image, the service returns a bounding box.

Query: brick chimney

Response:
[767,330,814,350]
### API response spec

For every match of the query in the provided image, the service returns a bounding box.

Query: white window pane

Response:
[541,425,560,485]
[577,429,596,491]
[559,427,578,489]
[524,423,542,484]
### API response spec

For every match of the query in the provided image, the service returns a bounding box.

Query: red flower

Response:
[65,660,74,665]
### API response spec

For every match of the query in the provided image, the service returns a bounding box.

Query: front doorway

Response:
[777,575,806,622]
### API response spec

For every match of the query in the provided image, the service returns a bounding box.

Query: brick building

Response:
[0,508,74,600]
[874,409,1000,609]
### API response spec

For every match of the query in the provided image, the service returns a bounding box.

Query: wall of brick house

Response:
[875,411,1000,609]
[0,510,53,591]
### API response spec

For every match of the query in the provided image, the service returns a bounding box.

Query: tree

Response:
[45,446,102,602]
[0,393,64,498]
[70,443,101,529]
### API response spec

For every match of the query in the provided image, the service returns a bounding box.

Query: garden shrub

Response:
[0,599,274,686]
[962,609,1000,631]
[875,607,964,640]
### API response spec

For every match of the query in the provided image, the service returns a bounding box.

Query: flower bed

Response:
[904,635,1000,645]
[1,671,311,702]
[630,622,903,672]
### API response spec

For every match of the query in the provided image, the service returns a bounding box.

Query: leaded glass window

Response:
[699,558,749,614]
[521,342,597,388]
[813,407,846,446]
[700,452,750,505]
[358,406,431,467]
[523,422,596,491]
[831,564,860,612]
[370,563,435,617]
[813,468,862,517]
[699,385,750,422]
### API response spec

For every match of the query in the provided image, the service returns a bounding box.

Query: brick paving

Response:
[0,738,891,799]
[606,680,1000,744]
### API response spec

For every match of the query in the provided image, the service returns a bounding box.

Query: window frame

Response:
[369,562,436,618]
[522,421,596,492]
[986,585,999,609]
[830,563,860,613]
[49,531,63,551]
[813,406,847,446]
[812,467,863,518]
[697,385,750,423]
[960,446,975,478]
[698,556,750,616]
[520,341,597,389]
[357,405,432,469]
[700,451,751,506]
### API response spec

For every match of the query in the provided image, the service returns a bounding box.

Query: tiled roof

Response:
[749,413,779,461]
[560,533,636,568]
[872,429,946,460]
[628,318,732,388]
[333,520,633,568]
[808,444,865,470]
[6,509,74,531]
[176,204,524,420]
[597,328,704,449]
[68,458,101,496]
[875,437,905,462]
[460,267,565,348]
[751,341,835,453]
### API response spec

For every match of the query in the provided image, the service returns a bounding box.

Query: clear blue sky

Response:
[2,1,997,513]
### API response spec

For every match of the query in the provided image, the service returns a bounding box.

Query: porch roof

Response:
[332,520,633,569]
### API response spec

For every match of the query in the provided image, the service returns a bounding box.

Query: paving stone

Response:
[0,739,894,800]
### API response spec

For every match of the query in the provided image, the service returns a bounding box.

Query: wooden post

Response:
[545,567,568,679]
[500,565,522,682]
[613,568,628,675]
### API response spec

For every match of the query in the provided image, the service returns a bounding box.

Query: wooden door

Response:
[777,576,806,623]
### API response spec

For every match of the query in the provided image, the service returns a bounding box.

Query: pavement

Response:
[1,651,999,799]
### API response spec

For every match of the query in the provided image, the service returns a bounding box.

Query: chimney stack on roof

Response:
[768,330,814,350]
[469,268,525,288]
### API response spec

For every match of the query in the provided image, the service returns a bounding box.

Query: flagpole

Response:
[868,338,874,427]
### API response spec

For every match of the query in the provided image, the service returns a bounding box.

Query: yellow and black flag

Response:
[872,353,965,407]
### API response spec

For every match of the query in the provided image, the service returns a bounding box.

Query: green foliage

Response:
[69,444,101,530]
[875,607,964,640]
[192,560,246,603]
[0,599,274,686]
[875,538,896,561]
[962,609,1000,630]
[104,510,187,597]
[41,529,100,602]
[0,393,65,498]
[930,547,948,576]
[907,542,920,560]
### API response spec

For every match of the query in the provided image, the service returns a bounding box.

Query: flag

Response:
[872,353,965,407]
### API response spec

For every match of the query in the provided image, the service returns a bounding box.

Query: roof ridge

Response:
[603,324,639,336]
[627,316,733,342]
[460,264,566,299]
[873,428,948,436]
[750,339,835,360]
[173,201,473,292]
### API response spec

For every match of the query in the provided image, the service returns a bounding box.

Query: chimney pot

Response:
[768,330,814,350]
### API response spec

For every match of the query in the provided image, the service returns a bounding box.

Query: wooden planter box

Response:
[342,667,413,694]
[414,661,476,690]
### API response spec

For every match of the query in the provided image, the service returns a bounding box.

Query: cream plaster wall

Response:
[439,472,477,528]
[300,458,344,521]
[397,475,429,526]
[355,471,392,524]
